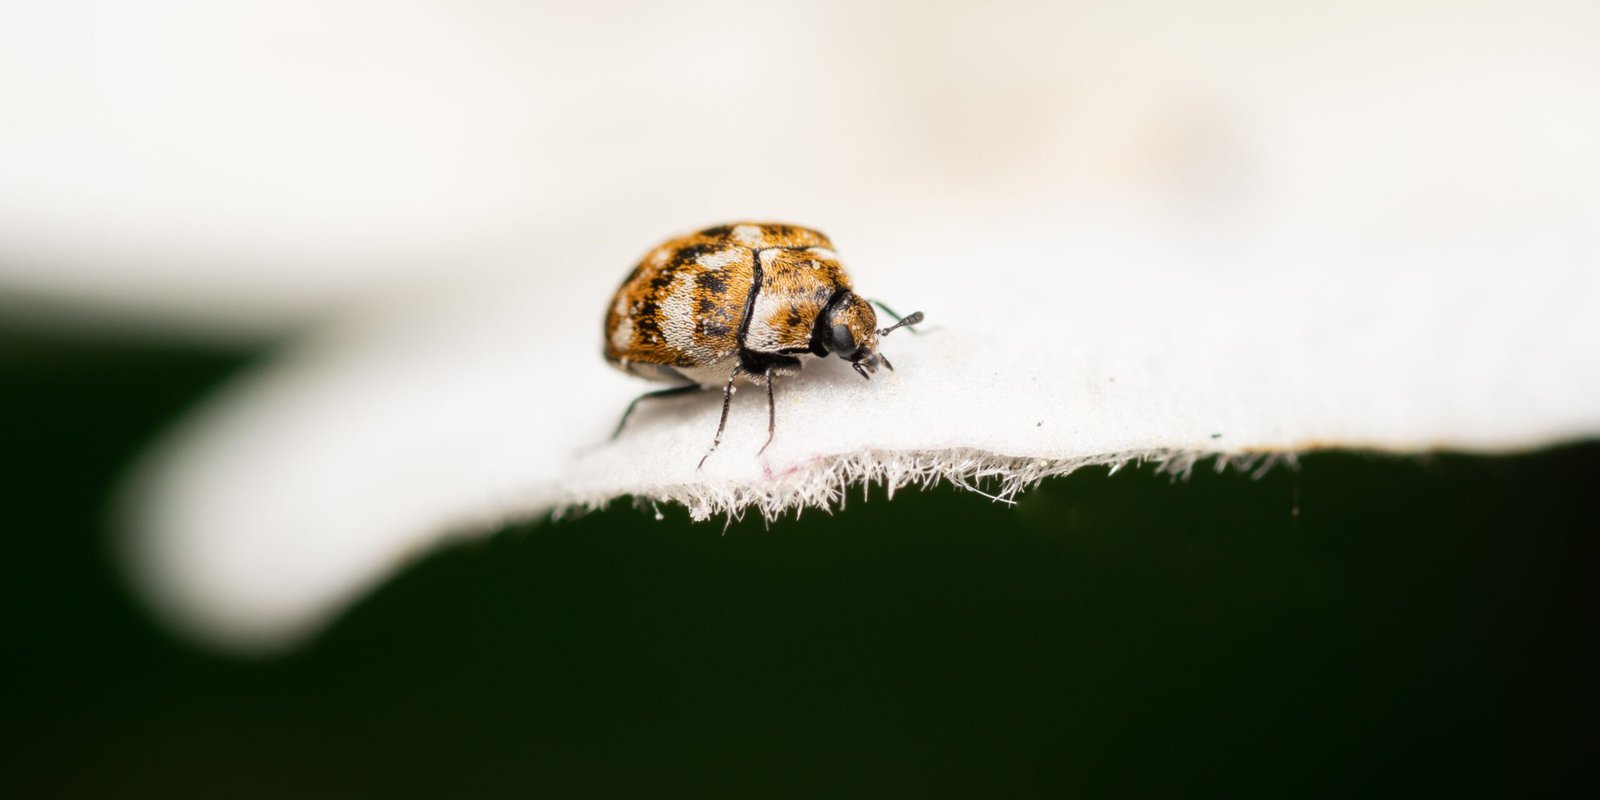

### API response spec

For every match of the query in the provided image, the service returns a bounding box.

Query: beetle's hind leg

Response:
[758,367,779,456]
[612,383,702,440]
[697,368,743,470]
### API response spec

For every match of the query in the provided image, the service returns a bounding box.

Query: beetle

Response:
[604,222,923,467]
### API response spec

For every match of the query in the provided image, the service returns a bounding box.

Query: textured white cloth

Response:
[119,207,1600,651]
[49,0,1596,651]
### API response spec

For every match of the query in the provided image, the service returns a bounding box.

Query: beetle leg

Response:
[698,367,742,470]
[612,383,702,440]
[758,367,779,456]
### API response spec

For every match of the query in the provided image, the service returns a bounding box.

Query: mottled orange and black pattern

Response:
[604,222,851,385]
[743,247,855,354]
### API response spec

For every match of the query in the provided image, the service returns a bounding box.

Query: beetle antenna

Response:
[871,301,925,335]
[876,311,924,337]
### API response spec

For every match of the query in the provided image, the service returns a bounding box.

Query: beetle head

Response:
[815,291,923,379]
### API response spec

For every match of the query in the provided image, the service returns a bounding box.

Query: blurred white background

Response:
[5,0,1595,337]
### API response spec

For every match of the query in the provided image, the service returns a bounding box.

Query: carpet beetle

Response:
[605,222,923,467]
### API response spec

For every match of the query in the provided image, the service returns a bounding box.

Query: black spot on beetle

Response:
[647,266,677,293]
[671,242,720,268]
[695,318,731,339]
[697,270,727,295]
[696,297,718,315]
[633,300,663,342]
[699,224,733,238]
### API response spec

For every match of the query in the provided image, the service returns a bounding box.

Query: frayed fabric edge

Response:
[553,447,1300,524]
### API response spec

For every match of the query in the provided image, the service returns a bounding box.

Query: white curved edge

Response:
[113,212,1600,654]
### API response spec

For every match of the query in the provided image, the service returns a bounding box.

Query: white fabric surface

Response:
[119,207,1600,651]
[82,1,1600,651]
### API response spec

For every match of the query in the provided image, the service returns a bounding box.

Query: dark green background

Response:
[2,330,1595,798]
